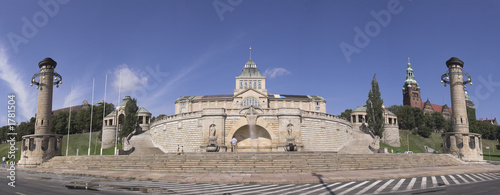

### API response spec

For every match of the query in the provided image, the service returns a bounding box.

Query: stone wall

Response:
[150,108,354,153]
[382,125,400,147]
[102,126,117,149]
[301,112,352,152]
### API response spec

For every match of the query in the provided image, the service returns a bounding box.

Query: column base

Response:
[18,134,63,167]
[442,132,483,162]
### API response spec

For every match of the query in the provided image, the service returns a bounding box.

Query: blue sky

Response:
[1,0,499,124]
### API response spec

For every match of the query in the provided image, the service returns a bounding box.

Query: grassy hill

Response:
[0,132,121,163]
[380,130,500,161]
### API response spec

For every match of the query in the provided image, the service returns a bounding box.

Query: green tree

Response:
[51,111,69,135]
[417,125,432,138]
[366,74,385,138]
[412,107,424,129]
[431,111,445,133]
[73,109,90,134]
[423,112,435,130]
[387,105,402,116]
[395,105,415,130]
[340,109,352,121]
[120,97,138,139]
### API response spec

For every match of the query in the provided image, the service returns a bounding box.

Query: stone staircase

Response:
[128,131,164,156]
[39,152,463,173]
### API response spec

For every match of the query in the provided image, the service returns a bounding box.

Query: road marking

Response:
[406,178,416,191]
[469,173,485,181]
[373,179,394,194]
[15,192,27,195]
[391,178,406,192]
[463,174,478,182]
[483,172,500,179]
[448,174,460,184]
[218,184,279,194]
[260,184,313,195]
[337,181,369,195]
[478,173,498,180]
[301,183,341,195]
[431,176,438,187]
[420,177,427,189]
[455,174,470,183]
[440,175,450,185]
[280,183,324,195]
[355,180,382,195]
[238,184,295,195]
[319,181,355,195]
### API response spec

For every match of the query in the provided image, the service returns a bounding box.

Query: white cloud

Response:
[0,48,36,121]
[112,64,149,93]
[263,68,291,79]
[63,85,86,107]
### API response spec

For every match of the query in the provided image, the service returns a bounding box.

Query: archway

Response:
[233,125,272,152]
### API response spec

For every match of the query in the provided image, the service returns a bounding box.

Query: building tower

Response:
[234,47,267,95]
[440,57,482,161]
[402,58,422,108]
[20,58,64,166]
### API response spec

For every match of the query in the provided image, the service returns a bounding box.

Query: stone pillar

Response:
[441,57,482,162]
[20,58,63,166]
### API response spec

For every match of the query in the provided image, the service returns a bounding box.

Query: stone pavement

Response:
[22,164,500,184]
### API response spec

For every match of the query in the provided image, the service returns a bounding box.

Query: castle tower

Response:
[402,58,422,108]
[234,47,267,95]
[20,58,64,166]
[441,57,482,161]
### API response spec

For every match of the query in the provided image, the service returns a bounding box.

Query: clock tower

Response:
[402,58,422,108]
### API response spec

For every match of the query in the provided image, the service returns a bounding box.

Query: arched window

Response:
[243,97,259,107]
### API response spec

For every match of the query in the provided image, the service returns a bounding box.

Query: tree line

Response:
[386,105,500,140]
[0,102,114,142]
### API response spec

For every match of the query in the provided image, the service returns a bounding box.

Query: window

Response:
[253,80,256,88]
[316,102,320,106]
[240,81,243,89]
[316,107,320,112]
[139,116,144,124]
[244,80,247,89]
[258,80,261,89]
[243,97,259,107]
[181,108,186,113]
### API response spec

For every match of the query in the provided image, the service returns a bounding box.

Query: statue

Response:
[209,124,216,136]
[287,124,293,136]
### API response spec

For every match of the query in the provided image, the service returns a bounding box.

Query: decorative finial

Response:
[249,46,252,59]
[408,57,410,64]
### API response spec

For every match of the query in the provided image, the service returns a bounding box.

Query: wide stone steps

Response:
[39,152,463,173]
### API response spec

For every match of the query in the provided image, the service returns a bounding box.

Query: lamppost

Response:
[20,58,64,166]
[440,57,482,162]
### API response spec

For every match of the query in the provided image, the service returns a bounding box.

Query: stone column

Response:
[441,57,482,162]
[20,58,63,166]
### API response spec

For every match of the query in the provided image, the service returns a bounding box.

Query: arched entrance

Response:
[233,125,272,152]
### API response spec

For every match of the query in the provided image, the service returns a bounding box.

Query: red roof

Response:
[423,100,452,114]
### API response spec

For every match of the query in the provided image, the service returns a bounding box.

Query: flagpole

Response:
[88,78,95,155]
[101,74,107,155]
[114,71,121,155]
[66,86,73,156]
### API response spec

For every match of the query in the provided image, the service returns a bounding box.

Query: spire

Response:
[249,46,252,60]
[403,58,419,88]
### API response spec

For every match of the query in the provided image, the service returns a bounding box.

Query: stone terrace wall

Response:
[151,112,203,153]
[301,111,353,152]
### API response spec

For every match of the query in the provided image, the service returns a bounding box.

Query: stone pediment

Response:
[233,88,268,99]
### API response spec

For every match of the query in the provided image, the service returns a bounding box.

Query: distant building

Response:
[350,105,400,147]
[478,118,498,126]
[51,100,91,115]
[401,59,476,120]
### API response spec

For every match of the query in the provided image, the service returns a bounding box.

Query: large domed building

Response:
[149,56,373,153]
